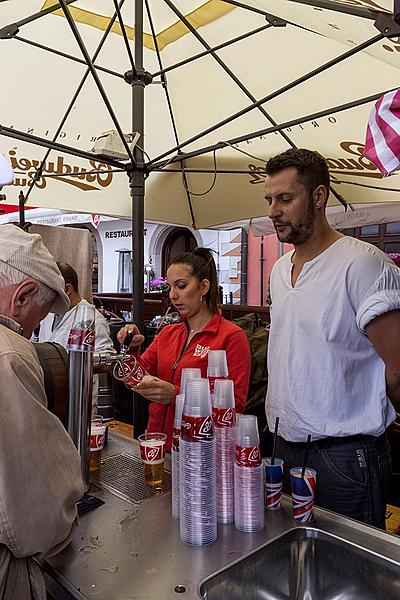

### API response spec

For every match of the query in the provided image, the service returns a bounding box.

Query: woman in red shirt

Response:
[118,247,251,450]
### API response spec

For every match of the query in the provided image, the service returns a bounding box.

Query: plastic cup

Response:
[138,432,167,488]
[67,303,95,352]
[180,368,201,396]
[89,415,107,473]
[207,350,228,393]
[263,457,284,510]
[207,350,228,378]
[113,355,148,386]
[290,467,317,524]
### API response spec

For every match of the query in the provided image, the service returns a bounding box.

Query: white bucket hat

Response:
[0,224,70,315]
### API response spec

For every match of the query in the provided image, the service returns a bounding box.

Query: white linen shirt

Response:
[266,236,400,442]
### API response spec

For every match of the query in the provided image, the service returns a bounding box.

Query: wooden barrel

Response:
[33,342,69,429]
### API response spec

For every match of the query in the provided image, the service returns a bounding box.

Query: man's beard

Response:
[275,197,315,245]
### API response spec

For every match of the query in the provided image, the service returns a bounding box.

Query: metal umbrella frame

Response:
[0,0,400,329]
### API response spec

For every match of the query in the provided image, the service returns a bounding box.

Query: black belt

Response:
[281,432,386,449]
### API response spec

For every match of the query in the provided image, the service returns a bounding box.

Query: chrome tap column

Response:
[67,304,96,491]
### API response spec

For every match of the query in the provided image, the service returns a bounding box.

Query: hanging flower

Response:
[149,276,169,292]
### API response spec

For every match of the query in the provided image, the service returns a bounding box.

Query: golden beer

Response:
[89,449,102,473]
[138,433,167,488]
[143,461,164,487]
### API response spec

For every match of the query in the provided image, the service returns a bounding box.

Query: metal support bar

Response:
[13,36,125,80]
[275,0,380,20]
[58,0,136,166]
[145,0,196,227]
[131,0,146,440]
[148,32,383,167]
[152,23,272,79]
[162,0,296,151]
[374,13,400,37]
[149,86,397,170]
[0,0,77,35]
[24,0,127,203]
[0,124,127,168]
[112,0,136,72]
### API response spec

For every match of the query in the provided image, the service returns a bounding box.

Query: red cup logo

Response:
[90,432,105,451]
[140,442,165,463]
[180,414,214,442]
[172,427,180,451]
[212,407,236,428]
[236,444,261,467]
[68,327,95,349]
[114,357,146,385]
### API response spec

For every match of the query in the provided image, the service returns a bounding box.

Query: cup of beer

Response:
[89,415,107,473]
[138,432,167,488]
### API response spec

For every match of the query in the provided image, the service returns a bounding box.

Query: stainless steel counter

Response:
[44,432,400,599]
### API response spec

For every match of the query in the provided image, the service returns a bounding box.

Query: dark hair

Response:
[168,247,220,313]
[57,261,79,292]
[265,148,330,199]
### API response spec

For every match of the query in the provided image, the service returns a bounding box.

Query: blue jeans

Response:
[276,433,392,529]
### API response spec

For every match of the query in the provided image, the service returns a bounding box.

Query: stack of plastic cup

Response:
[180,367,202,396]
[234,414,264,532]
[172,393,186,519]
[213,379,236,524]
[207,350,228,393]
[179,378,217,546]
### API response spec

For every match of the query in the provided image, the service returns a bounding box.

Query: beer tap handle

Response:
[120,330,134,357]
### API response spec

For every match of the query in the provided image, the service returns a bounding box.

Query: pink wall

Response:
[247,230,292,305]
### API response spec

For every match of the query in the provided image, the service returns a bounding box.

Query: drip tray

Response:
[91,453,172,505]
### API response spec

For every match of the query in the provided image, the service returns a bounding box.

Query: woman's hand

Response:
[117,323,145,350]
[133,375,176,405]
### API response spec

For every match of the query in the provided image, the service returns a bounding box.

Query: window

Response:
[386,221,400,235]
[385,242,400,253]
[360,224,379,237]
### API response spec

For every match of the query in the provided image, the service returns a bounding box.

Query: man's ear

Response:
[64,283,73,297]
[313,184,328,209]
[10,280,39,318]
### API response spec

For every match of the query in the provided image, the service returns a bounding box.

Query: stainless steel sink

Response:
[198,526,400,599]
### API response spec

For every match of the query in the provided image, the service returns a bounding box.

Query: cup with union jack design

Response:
[290,467,316,524]
[263,457,284,510]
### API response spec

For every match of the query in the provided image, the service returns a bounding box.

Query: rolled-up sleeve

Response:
[356,266,400,333]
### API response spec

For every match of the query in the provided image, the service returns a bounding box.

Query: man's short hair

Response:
[0,224,69,315]
[57,262,79,293]
[265,148,330,199]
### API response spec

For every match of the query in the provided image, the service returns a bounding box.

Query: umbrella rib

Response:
[58,0,136,167]
[112,0,136,73]
[275,0,379,20]
[0,124,126,169]
[6,0,77,29]
[162,0,297,151]
[147,31,383,167]
[148,86,398,170]
[152,23,273,79]
[13,36,125,80]
[220,0,329,35]
[23,0,128,204]
[146,0,197,228]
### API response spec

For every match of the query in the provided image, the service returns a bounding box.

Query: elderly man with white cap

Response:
[0,224,84,600]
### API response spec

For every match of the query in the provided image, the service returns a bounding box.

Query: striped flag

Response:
[364,89,400,176]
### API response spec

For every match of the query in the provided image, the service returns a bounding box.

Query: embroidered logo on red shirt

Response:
[193,344,210,358]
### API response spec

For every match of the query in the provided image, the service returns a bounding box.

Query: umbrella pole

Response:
[130,0,147,439]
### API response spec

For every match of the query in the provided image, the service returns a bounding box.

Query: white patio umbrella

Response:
[1,0,400,323]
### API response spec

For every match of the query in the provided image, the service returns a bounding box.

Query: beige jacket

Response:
[0,319,84,600]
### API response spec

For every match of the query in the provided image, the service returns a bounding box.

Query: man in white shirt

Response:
[264,148,400,528]
[39,262,116,412]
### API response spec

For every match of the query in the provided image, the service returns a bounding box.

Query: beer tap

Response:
[92,330,135,369]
